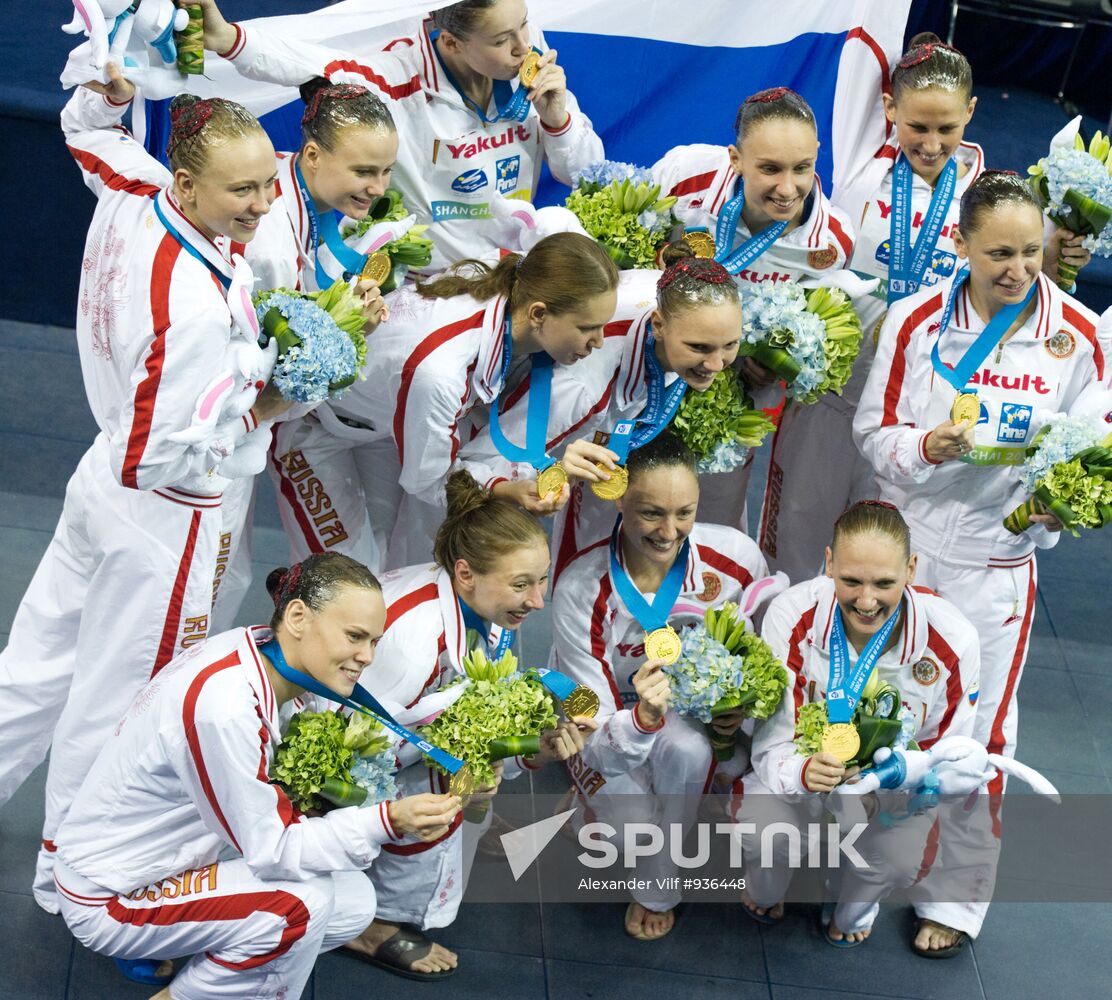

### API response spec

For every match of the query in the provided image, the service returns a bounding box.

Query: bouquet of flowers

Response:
[1004,416,1112,535]
[254,280,368,403]
[670,369,775,473]
[793,669,915,768]
[270,709,397,812]
[666,603,788,761]
[565,160,678,269]
[1028,120,1112,289]
[342,188,434,292]
[740,282,864,404]
[418,649,558,788]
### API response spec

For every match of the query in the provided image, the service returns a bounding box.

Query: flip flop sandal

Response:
[340,924,457,980]
[912,919,968,959]
[741,901,784,926]
[624,901,676,941]
[114,958,173,986]
[820,901,870,949]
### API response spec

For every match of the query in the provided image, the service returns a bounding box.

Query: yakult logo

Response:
[447,125,531,160]
[968,369,1051,395]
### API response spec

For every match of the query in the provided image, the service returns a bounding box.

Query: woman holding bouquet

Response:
[53,552,461,999]
[458,244,744,581]
[550,431,775,940]
[853,171,1103,951]
[0,68,294,912]
[352,471,594,978]
[740,501,980,950]
[271,231,618,572]
[652,87,859,547]
[198,0,603,273]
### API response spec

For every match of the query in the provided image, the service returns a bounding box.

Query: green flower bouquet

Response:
[670,369,775,473]
[343,188,434,292]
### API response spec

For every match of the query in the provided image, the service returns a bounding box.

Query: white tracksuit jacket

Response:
[218,16,603,273]
[53,626,394,1000]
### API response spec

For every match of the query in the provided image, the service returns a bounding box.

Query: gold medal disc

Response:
[644,625,682,665]
[589,463,628,500]
[360,251,392,286]
[684,230,717,259]
[950,391,980,427]
[536,463,568,499]
[562,684,601,720]
[449,763,476,804]
[519,51,541,88]
[820,722,860,764]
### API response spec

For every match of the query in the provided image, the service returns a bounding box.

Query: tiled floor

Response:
[1,308,1110,998]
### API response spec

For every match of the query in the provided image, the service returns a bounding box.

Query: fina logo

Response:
[496,155,521,194]
[997,402,1032,444]
[451,168,488,194]
[929,248,957,277]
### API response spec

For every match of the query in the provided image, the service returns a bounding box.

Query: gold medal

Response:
[950,390,980,427]
[644,625,682,665]
[684,230,717,259]
[360,251,392,286]
[536,463,567,499]
[519,51,541,88]
[562,684,601,720]
[589,463,628,500]
[820,722,860,764]
[449,763,476,804]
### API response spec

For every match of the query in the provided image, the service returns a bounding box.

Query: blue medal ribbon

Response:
[887,155,957,304]
[294,159,366,290]
[153,198,231,291]
[929,267,1039,391]
[609,327,688,464]
[429,29,537,124]
[607,516,690,633]
[713,179,788,276]
[258,637,467,775]
[458,597,514,660]
[826,603,902,724]
[531,667,586,702]
[487,321,558,474]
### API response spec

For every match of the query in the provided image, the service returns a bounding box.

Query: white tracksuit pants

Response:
[908,551,1039,938]
[56,860,375,1000]
[0,436,226,909]
[570,714,748,912]
[757,395,879,585]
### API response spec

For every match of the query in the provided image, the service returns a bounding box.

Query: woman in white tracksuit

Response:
[651,87,857,544]
[739,501,979,949]
[53,553,460,1000]
[853,171,1106,952]
[0,73,289,911]
[210,79,400,632]
[550,431,777,941]
[200,0,604,274]
[351,471,592,978]
[270,233,618,571]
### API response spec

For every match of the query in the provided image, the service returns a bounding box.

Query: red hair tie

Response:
[657,257,733,292]
[744,86,791,105]
[302,83,370,129]
[898,41,962,69]
[280,563,304,602]
[856,499,899,512]
[167,99,215,155]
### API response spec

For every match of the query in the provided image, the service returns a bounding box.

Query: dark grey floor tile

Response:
[0,760,47,896]
[0,523,52,633]
[0,490,63,532]
[760,905,982,1000]
[67,946,164,999]
[1023,632,1067,673]
[1013,668,1103,777]
[444,901,544,958]
[0,433,90,498]
[770,987,924,1000]
[0,890,72,1000]
[547,956,771,1000]
[313,945,544,999]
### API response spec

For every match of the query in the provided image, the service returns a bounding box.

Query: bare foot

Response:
[826,916,871,944]
[913,918,963,954]
[741,889,784,921]
[345,919,458,974]
[624,901,675,941]
[148,989,171,1000]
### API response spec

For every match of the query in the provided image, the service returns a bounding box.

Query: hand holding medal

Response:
[559,439,625,498]
[632,659,671,730]
[924,414,976,463]
[520,49,568,129]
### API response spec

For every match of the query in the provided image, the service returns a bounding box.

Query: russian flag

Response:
[138,0,910,203]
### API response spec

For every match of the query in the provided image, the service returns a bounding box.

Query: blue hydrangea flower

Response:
[1040,148,1112,257]
[573,160,655,190]
[256,293,358,404]
[1019,415,1103,493]
[697,438,751,474]
[350,751,398,806]
[664,624,747,723]
[892,705,918,751]
[741,282,831,400]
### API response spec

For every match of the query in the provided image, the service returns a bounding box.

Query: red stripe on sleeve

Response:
[393,309,485,465]
[150,509,203,678]
[668,170,716,199]
[384,582,439,631]
[1063,302,1103,380]
[881,295,941,428]
[123,235,181,489]
[918,625,963,749]
[827,214,854,260]
[66,145,161,199]
[695,545,754,589]
[589,575,622,710]
[786,606,817,711]
[323,58,423,99]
